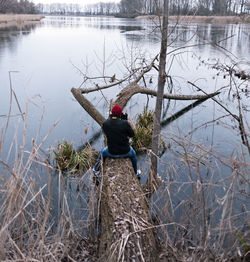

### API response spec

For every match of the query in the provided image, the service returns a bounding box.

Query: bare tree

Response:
[84,2,119,15]
[116,0,250,15]
[119,0,144,15]
[0,0,36,14]
[240,0,247,13]
[0,0,8,13]
[196,0,213,15]
[147,0,169,198]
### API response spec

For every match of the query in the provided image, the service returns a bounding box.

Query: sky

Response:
[32,0,120,5]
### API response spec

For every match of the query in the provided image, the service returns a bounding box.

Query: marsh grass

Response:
[149,128,250,261]
[0,111,249,261]
[132,108,166,154]
[53,141,98,174]
[0,14,44,29]
[131,108,154,152]
[137,15,250,24]
[0,88,98,260]
[0,80,249,261]
[0,14,44,23]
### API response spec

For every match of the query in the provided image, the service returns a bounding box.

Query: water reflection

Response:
[193,23,249,58]
[41,16,145,33]
[42,16,82,28]
[0,24,37,55]
[92,24,144,32]
[141,22,250,59]
[36,16,250,60]
[124,32,149,42]
[49,170,92,232]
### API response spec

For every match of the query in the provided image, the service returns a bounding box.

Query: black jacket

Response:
[102,115,135,155]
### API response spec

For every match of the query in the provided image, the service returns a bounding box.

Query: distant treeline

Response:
[120,0,250,16]
[37,0,250,16]
[36,2,119,16]
[1,0,250,16]
[0,0,37,14]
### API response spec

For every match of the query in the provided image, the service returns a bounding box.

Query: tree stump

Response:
[98,158,158,262]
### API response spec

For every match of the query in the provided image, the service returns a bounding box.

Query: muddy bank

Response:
[136,15,250,24]
[0,14,45,28]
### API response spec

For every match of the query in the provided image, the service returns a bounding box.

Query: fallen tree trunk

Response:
[71,88,105,126]
[98,158,158,262]
[71,56,221,260]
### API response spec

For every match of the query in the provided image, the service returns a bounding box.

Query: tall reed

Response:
[0,102,98,261]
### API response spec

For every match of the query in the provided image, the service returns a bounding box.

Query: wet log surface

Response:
[98,158,158,262]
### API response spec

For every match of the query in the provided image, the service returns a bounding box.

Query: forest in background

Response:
[0,0,249,16]
[0,0,36,14]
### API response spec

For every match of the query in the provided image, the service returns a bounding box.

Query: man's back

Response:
[103,117,134,155]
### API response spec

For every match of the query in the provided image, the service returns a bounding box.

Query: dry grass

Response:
[0,81,98,260]
[0,118,99,261]
[0,14,44,28]
[0,108,249,261]
[0,70,249,261]
[137,15,250,24]
[153,130,250,261]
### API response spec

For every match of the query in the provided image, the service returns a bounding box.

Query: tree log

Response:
[98,158,158,261]
[71,67,221,260]
[71,87,105,126]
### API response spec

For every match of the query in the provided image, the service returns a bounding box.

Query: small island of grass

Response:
[0,14,45,28]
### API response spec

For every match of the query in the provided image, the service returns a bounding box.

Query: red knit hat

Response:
[111,104,122,116]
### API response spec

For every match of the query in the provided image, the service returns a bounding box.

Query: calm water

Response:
[0,16,249,228]
[0,17,249,155]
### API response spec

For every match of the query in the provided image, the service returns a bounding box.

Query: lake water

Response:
[0,16,249,237]
[0,16,249,155]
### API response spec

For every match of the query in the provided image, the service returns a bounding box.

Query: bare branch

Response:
[115,83,221,109]
[79,68,140,94]
[131,55,159,84]
[188,81,239,121]
[79,55,159,95]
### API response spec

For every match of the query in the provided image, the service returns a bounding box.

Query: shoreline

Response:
[136,15,250,24]
[0,14,249,28]
[0,14,45,28]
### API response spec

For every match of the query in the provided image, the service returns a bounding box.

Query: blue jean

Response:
[94,146,137,174]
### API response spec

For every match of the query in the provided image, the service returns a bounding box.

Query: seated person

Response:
[93,104,141,177]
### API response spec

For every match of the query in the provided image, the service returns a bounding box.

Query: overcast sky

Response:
[32,0,120,5]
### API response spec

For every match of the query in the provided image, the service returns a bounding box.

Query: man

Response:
[93,104,140,177]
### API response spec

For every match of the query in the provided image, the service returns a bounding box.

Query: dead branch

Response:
[188,81,250,155]
[72,81,220,128]
[71,87,105,127]
[73,55,221,112]
[188,81,239,121]
[79,69,140,94]
[79,55,159,95]
[115,83,221,108]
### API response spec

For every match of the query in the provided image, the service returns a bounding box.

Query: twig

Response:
[186,114,230,136]
[188,81,239,121]
[79,68,141,94]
